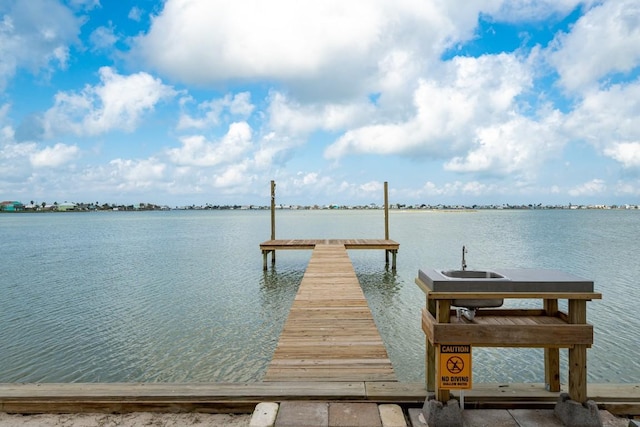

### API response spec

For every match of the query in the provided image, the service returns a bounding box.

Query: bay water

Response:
[1,209,638,384]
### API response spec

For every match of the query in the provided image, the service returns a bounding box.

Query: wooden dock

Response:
[264,243,396,382]
[260,239,400,270]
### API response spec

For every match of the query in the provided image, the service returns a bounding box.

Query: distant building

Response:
[0,201,25,212]
[57,202,77,212]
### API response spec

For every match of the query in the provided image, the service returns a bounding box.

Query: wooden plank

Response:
[1,382,638,416]
[0,382,366,400]
[422,309,594,347]
[264,244,395,382]
[2,382,638,401]
[259,239,399,251]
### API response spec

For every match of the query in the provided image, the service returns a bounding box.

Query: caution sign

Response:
[439,344,472,389]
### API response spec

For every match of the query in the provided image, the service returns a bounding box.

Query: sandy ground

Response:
[0,412,252,427]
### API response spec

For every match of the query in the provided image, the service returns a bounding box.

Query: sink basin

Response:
[440,270,505,309]
[452,298,503,309]
[442,270,505,279]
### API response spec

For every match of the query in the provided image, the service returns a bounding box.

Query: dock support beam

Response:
[264,180,276,271]
[384,181,389,241]
[383,182,397,271]
[385,250,397,271]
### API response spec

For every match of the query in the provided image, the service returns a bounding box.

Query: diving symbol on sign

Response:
[446,356,465,374]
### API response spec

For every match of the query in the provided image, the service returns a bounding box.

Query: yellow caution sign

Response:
[439,344,472,389]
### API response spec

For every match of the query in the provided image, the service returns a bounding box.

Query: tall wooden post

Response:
[270,180,276,240]
[384,181,396,270]
[270,180,276,266]
[384,181,389,240]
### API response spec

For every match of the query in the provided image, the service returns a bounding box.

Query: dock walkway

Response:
[264,243,396,382]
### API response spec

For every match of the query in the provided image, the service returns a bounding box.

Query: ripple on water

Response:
[1,210,639,383]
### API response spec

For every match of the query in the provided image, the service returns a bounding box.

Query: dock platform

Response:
[264,243,396,382]
[260,239,400,270]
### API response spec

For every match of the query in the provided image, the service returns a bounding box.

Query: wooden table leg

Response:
[427,338,435,392]
[435,300,451,402]
[544,299,560,392]
[568,299,588,402]
[426,295,436,392]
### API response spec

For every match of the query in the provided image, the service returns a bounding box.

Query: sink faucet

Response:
[461,245,467,271]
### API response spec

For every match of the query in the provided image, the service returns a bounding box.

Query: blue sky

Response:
[1,0,640,206]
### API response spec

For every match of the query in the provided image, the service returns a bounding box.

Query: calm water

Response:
[1,209,639,384]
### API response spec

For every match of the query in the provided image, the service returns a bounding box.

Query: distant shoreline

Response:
[2,204,639,213]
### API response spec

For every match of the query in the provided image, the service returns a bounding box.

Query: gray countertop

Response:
[418,268,594,293]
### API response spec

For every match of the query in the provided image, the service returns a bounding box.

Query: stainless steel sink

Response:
[440,270,505,309]
[441,270,505,279]
[452,297,503,309]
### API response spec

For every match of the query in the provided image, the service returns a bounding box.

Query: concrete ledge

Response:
[250,402,279,427]
[379,404,407,427]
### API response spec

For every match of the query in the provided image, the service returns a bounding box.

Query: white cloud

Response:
[0,140,35,179]
[614,181,640,196]
[168,122,253,166]
[89,25,118,52]
[109,158,166,187]
[564,80,640,159]
[568,179,606,197]
[548,0,640,92]
[293,172,324,188]
[251,132,301,170]
[132,0,383,83]
[491,0,592,22]
[177,92,254,130]
[212,162,254,189]
[325,53,533,160]
[128,6,142,21]
[30,143,79,168]
[267,92,374,136]
[604,142,640,169]
[444,112,563,178]
[129,0,510,101]
[415,180,497,198]
[129,0,591,101]
[0,0,80,91]
[44,67,176,136]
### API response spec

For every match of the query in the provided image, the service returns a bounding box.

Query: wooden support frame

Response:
[417,278,601,404]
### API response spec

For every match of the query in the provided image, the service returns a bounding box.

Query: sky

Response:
[1,0,640,207]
